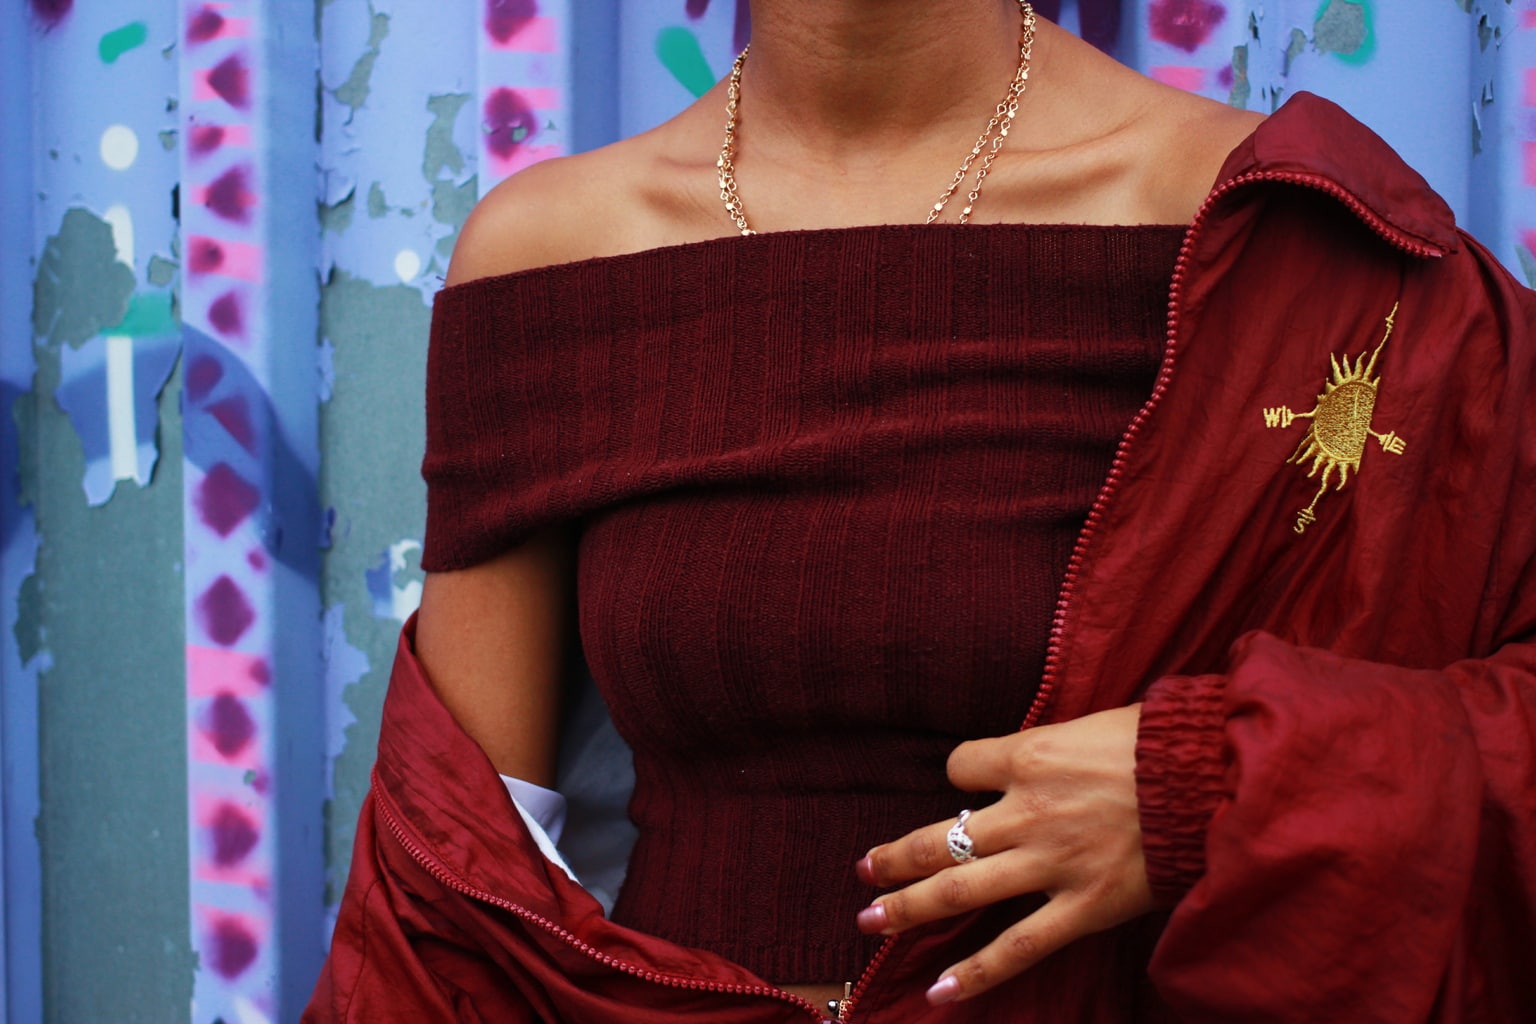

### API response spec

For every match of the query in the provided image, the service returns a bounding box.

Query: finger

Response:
[924,894,1085,1006]
[856,851,1048,936]
[862,809,1001,887]
[945,733,1017,792]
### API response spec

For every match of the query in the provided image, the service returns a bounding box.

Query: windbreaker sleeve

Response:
[1134,629,1536,1021]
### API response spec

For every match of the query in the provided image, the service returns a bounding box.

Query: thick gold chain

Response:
[717,1,1036,236]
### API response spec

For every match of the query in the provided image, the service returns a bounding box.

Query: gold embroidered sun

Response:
[1263,303,1407,534]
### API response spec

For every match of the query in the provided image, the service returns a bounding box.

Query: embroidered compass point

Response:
[1263,303,1406,535]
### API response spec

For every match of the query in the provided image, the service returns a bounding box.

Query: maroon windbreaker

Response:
[307,93,1536,1022]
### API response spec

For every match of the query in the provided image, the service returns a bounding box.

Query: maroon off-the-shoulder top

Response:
[421,223,1183,983]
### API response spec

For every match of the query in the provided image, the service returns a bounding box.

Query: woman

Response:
[309,2,1536,1020]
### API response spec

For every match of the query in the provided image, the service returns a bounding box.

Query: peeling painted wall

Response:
[4,1,1536,1022]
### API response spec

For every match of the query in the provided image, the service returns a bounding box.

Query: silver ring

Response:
[946,809,977,864]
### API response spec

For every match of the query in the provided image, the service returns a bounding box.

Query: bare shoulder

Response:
[1134,84,1266,222]
[445,103,725,287]
[444,144,635,286]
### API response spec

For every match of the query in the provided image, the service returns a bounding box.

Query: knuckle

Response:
[1003,927,1046,966]
[938,871,972,910]
[913,830,945,871]
[866,848,890,884]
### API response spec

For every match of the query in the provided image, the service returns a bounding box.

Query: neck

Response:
[740,0,1030,154]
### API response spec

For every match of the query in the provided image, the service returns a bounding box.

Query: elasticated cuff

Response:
[1134,673,1228,905]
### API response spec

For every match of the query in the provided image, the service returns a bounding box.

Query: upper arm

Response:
[420,160,599,783]
[415,526,576,786]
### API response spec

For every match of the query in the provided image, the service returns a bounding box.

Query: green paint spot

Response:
[112,292,177,338]
[243,770,258,786]
[1313,0,1374,65]
[1227,45,1251,110]
[656,27,717,99]
[158,130,177,151]
[333,10,391,113]
[147,255,178,288]
[321,189,357,234]
[430,177,476,229]
[367,182,389,218]
[423,93,471,182]
[1284,28,1308,74]
[1515,245,1536,289]
[33,208,137,349]
[99,22,148,64]
[14,571,44,664]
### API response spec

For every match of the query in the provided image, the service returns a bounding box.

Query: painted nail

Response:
[855,856,875,885]
[926,976,961,1006]
[856,903,888,934]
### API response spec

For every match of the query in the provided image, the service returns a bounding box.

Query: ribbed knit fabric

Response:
[422,223,1184,983]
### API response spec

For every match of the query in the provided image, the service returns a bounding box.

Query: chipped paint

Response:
[1228,44,1251,109]
[32,209,136,349]
[316,269,429,910]
[330,6,389,116]
[1313,0,1374,64]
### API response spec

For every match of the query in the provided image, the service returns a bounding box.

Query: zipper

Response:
[372,772,829,1022]
[1021,169,1443,730]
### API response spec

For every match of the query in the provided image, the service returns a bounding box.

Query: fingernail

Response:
[855,903,888,934]
[926,976,961,1006]
[855,856,875,885]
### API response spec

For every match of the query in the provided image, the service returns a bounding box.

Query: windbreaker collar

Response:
[1215,91,1459,256]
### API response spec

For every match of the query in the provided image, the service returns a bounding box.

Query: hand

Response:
[854,704,1154,1006]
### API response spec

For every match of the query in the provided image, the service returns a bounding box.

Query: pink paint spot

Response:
[1150,66,1206,92]
[1525,141,1536,187]
[1216,64,1234,88]
[188,6,224,42]
[188,237,225,274]
[208,290,244,337]
[29,0,71,28]
[1149,0,1225,54]
[207,917,259,978]
[207,802,260,866]
[486,0,538,44]
[185,236,262,281]
[197,576,255,647]
[209,396,257,452]
[487,16,556,53]
[190,125,225,155]
[197,463,259,537]
[483,88,539,162]
[202,692,257,758]
[185,355,223,403]
[208,54,250,109]
[187,645,269,698]
[205,165,256,224]
[247,549,266,571]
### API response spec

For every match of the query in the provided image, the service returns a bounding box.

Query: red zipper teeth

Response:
[836,931,899,1020]
[1022,169,1443,729]
[372,774,827,1021]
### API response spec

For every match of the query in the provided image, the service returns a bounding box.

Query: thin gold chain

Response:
[717,1,1036,236]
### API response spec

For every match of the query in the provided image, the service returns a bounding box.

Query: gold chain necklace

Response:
[717,1,1037,236]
